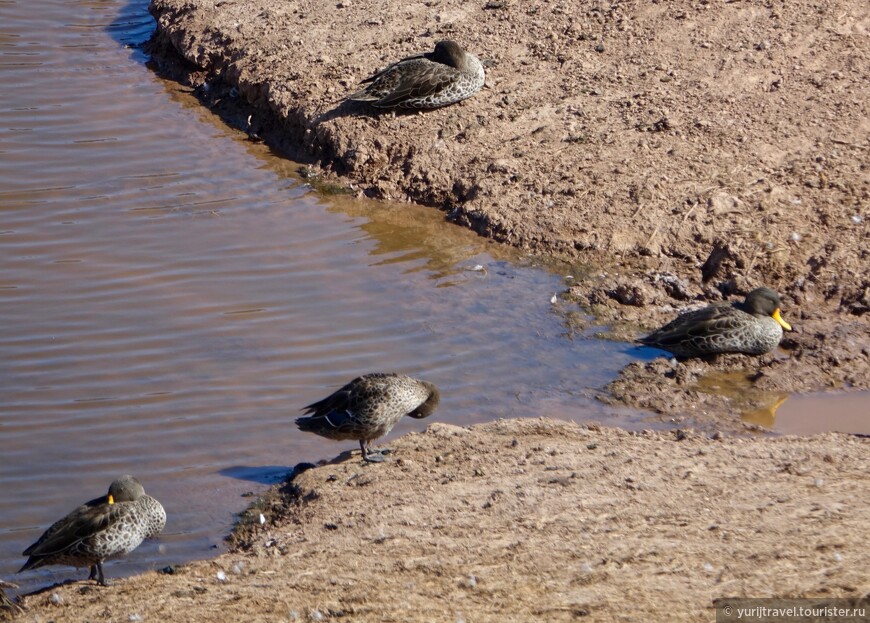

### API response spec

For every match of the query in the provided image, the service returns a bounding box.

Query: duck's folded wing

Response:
[373,62,458,107]
[22,499,123,559]
[641,306,741,346]
[357,53,427,85]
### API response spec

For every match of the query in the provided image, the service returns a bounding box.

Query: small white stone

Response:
[467,574,477,588]
[851,215,862,224]
[814,478,824,488]
[232,563,244,574]
[216,570,227,582]
[129,614,143,622]
[833,552,844,562]
[703,562,715,572]
[259,513,266,525]
[49,592,63,605]
[310,609,324,621]
[790,232,801,242]
[580,562,593,573]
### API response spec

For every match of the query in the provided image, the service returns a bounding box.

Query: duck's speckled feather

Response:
[296,373,440,444]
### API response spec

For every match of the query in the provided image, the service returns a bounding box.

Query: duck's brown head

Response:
[744,287,792,331]
[107,475,145,505]
[407,381,441,419]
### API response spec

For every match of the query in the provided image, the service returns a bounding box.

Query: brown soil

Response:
[17,419,870,622]
[145,0,870,425]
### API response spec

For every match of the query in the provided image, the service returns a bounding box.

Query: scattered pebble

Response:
[851,215,862,224]
[49,592,63,605]
[232,563,244,575]
[467,574,477,588]
[790,232,801,242]
[216,570,227,582]
[259,513,267,525]
[580,562,593,573]
[833,552,844,562]
[310,609,324,621]
[129,614,143,622]
[703,562,715,573]
[814,478,824,488]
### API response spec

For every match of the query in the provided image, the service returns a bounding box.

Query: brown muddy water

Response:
[1,0,864,596]
[0,0,652,592]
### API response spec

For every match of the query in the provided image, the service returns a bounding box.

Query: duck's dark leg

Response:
[360,440,385,463]
[88,565,97,581]
[94,562,110,586]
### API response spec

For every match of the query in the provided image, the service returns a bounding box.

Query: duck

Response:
[347,40,485,109]
[19,475,166,586]
[296,373,440,462]
[638,287,792,358]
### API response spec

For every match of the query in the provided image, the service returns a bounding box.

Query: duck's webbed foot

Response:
[360,440,388,463]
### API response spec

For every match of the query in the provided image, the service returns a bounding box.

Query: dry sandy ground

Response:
[144,0,870,423]
[13,419,870,622]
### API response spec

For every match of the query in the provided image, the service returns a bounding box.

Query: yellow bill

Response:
[773,308,792,331]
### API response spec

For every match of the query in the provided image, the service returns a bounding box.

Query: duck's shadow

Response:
[218,465,293,485]
[219,454,369,486]
[23,578,94,598]
[314,99,427,124]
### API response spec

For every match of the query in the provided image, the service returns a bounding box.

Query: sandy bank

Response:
[17,419,870,621]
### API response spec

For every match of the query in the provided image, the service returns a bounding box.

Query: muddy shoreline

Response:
[144,0,869,426]
[16,419,870,622]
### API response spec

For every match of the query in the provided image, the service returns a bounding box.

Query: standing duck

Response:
[638,287,792,358]
[347,40,485,109]
[296,373,440,462]
[19,475,166,586]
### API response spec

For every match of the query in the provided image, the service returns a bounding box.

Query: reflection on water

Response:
[694,370,788,429]
[741,394,789,429]
[0,0,645,592]
[695,372,868,435]
[773,392,870,436]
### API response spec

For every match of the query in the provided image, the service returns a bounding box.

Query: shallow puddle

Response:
[695,371,868,434]
[772,392,870,436]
